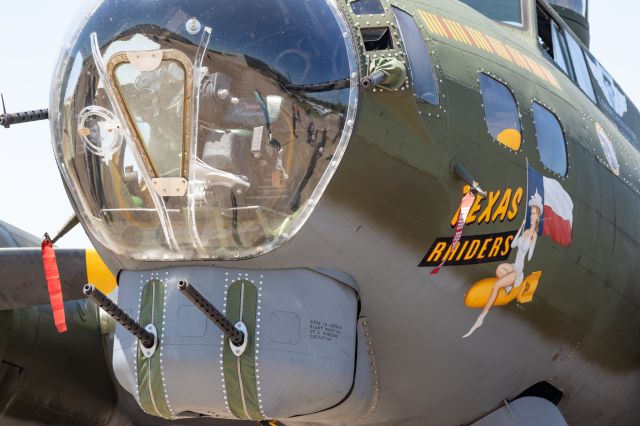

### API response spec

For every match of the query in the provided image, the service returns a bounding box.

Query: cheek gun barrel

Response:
[0,108,48,128]
[83,284,155,349]
[177,280,245,347]
[361,70,387,90]
[1,94,48,128]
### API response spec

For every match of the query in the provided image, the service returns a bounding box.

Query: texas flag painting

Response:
[526,165,574,246]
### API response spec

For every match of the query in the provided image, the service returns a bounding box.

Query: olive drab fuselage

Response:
[0,0,639,425]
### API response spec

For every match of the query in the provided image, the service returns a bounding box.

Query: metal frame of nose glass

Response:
[106,49,194,180]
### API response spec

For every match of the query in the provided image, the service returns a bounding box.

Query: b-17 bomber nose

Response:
[50,0,359,264]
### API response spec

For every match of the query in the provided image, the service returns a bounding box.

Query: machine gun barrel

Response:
[83,284,155,348]
[0,108,48,128]
[177,280,244,346]
[361,70,387,90]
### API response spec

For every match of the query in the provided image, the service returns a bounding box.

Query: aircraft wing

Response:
[0,220,267,425]
[0,220,115,310]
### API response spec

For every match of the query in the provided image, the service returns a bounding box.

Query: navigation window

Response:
[479,74,522,151]
[533,103,567,176]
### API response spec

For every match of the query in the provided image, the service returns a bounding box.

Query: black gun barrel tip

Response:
[83,284,94,295]
[177,280,188,289]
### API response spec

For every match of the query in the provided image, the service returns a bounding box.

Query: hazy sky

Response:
[0,1,637,248]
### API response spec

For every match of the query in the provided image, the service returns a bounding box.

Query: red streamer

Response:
[431,191,476,275]
[41,237,67,333]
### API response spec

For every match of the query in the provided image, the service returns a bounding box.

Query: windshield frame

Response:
[546,0,587,18]
[50,0,362,263]
[107,49,194,179]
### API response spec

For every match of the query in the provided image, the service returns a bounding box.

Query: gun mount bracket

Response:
[230,321,248,357]
[140,324,158,358]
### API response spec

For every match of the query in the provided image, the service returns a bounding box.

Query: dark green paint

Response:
[136,279,172,419]
[223,280,261,420]
[3,0,640,424]
[352,0,640,373]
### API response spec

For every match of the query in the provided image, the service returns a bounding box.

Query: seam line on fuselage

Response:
[237,282,249,419]
[147,282,161,416]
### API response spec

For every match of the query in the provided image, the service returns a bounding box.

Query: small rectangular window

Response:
[360,27,394,51]
[533,103,567,176]
[479,74,522,151]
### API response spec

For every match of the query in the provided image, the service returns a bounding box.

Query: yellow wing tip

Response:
[85,249,117,294]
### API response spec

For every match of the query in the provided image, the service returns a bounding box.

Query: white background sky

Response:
[0,1,637,248]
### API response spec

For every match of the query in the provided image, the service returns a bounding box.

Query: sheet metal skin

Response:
[0,223,258,425]
[0,248,87,310]
[88,1,640,424]
[113,267,363,420]
[0,301,118,425]
[1,0,640,425]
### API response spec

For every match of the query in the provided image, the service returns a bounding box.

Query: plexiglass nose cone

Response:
[50,0,359,262]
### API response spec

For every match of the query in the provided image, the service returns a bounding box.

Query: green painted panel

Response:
[223,280,261,420]
[136,279,172,419]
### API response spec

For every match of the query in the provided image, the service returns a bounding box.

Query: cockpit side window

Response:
[532,102,568,176]
[479,74,522,151]
[550,22,574,80]
[564,32,597,103]
[536,3,596,103]
[536,4,556,58]
[392,7,439,105]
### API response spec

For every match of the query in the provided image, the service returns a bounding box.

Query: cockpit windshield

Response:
[459,0,524,27]
[547,0,586,17]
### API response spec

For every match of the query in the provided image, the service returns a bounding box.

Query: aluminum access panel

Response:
[111,266,370,421]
